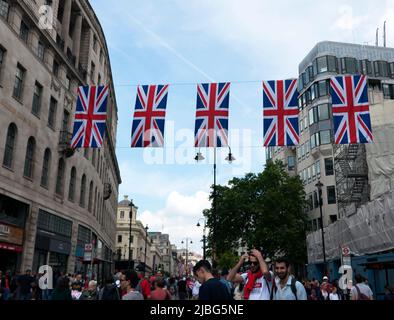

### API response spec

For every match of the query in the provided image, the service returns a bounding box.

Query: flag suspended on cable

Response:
[263,79,299,146]
[71,85,108,148]
[194,82,230,148]
[330,75,373,144]
[131,85,169,147]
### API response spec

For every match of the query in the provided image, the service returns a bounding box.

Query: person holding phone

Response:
[227,248,273,300]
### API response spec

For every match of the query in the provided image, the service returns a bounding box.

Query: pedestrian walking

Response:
[120,270,144,300]
[177,277,187,300]
[150,278,172,300]
[16,269,34,300]
[350,274,373,300]
[99,276,121,300]
[193,260,232,301]
[51,276,72,301]
[81,280,98,300]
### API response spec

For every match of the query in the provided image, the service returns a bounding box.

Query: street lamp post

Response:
[144,224,149,275]
[194,146,235,265]
[315,180,327,276]
[128,199,134,270]
[181,238,193,276]
[197,218,206,260]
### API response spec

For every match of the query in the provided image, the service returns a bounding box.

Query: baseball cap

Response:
[323,276,328,281]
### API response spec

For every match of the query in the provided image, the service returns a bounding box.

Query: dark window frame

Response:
[40,148,51,188]
[32,81,43,116]
[23,137,36,179]
[2,123,17,168]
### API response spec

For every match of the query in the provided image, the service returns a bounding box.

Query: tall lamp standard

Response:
[181,238,193,276]
[315,180,327,276]
[194,146,235,264]
[144,225,149,275]
[128,199,135,270]
[197,218,207,260]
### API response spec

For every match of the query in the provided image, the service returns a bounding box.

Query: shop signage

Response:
[0,224,24,245]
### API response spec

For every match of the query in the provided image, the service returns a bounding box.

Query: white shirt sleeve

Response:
[240,273,248,283]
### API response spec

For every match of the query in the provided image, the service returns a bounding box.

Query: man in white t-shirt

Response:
[227,248,273,300]
[350,274,373,300]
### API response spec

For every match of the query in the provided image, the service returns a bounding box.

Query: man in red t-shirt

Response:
[137,272,151,299]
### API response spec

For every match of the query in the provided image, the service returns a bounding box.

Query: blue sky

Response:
[90,0,393,253]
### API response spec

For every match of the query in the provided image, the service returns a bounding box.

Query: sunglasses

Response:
[249,261,259,266]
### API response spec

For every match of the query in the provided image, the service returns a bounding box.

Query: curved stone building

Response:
[0,0,121,281]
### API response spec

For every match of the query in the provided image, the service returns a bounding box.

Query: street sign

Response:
[342,246,350,257]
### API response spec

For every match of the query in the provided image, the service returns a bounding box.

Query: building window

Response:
[120,211,124,219]
[32,81,43,116]
[2,123,17,168]
[325,158,334,176]
[318,104,330,121]
[90,62,95,82]
[316,56,328,73]
[327,56,337,72]
[320,130,331,145]
[288,156,295,171]
[341,57,358,74]
[40,148,51,188]
[118,235,122,243]
[88,181,93,212]
[93,35,98,53]
[37,41,45,61]
[68,167,76,202]
[315,160,321,177]
[48,97,57,128]
[318,80,328,97]
[20,21,29,43]
[0,0,10,19]
[360,60,373,75]
[98,74,101,85]
[308,108,315,126]
[79,174,86,207]
[374,61,389,77]
[53,60,59,77]
[55,158,65,195]
[327,186,336,204]
[24,137,36,179]
[0,46,5,79]
[383,83,394,100]
[13,64,26,100]
[65,76,71,90]
[313,190,319,208]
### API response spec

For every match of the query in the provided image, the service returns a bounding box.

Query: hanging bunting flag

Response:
[194,82,230,147]
[263,79,299,146]
[131,85,169,147]
[330,74,373,144]
[71,85,108,148]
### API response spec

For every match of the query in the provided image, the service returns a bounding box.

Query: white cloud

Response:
[138,190,211,254]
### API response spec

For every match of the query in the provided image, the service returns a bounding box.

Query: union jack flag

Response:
[330,75,373,144]
[263,79,299,146]
[131,85,169,148]
[194,83,230,147]
[71,86,108,148]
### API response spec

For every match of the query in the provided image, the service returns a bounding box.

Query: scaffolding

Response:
[334,143,370,218]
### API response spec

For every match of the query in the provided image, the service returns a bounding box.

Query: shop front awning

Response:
[0,242,23,253]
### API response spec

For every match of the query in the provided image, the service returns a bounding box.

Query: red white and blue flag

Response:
[71,85,108,148]
[194,83,230,147]
[263,79,299,146]
[330,75,373,144]
[131,85,169,148]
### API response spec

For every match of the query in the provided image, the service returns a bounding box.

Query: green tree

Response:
[204,160,308,266]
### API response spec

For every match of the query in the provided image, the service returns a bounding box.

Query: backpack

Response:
[270,277,298,300]
[354,285,370,300]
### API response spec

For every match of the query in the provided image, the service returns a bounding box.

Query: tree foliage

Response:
[204,160,308,265]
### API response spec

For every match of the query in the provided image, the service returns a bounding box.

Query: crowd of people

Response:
[1,249,393,301]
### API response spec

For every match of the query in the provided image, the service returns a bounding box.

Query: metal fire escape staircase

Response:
[334,144,369,217]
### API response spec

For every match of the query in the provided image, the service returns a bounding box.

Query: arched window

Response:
[79,174,86,207]
[3,123,17,168]
[23,137,36,178]
[40,148,51,188]
[55,158,65,195]
[88,181,93,212]
[68,167,76,202]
